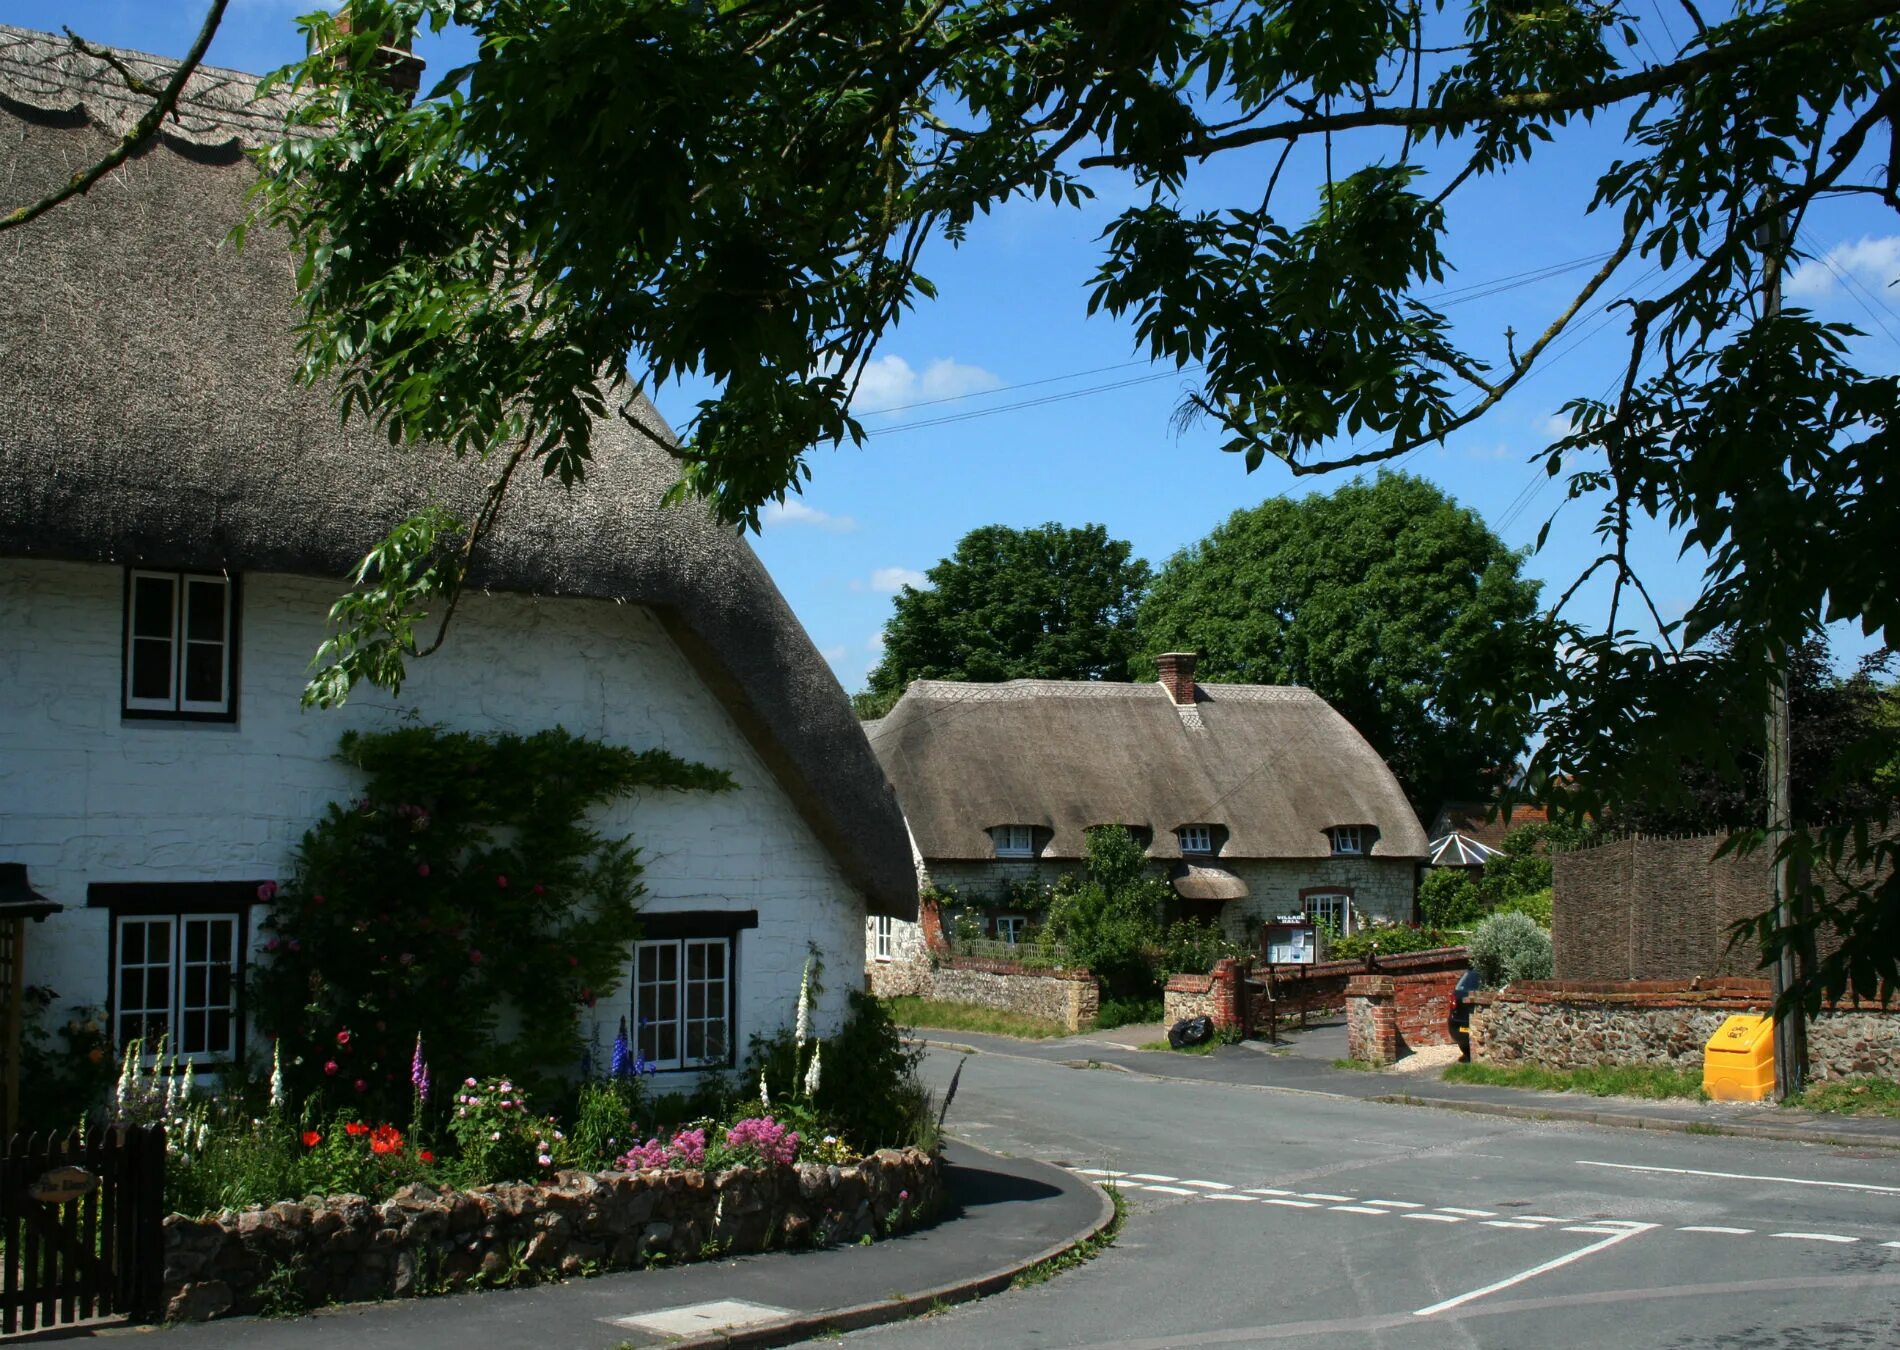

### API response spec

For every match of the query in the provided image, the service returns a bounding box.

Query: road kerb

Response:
[1374,1093,1900,1151]
[660,1150,1120,1349]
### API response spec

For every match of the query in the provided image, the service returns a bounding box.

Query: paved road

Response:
[848,1041,1900,1349]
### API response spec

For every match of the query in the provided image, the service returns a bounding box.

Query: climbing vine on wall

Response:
[250,725,733,1116]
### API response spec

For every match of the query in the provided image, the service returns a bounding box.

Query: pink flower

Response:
[532,885,546,896]
[353,1079,367,1093]
[336,1029,352,1046]
[264,937,280,952]
[566,955,579,969]
[417,863,430,878]
[537,1153,552,1166]
[468,949,484,965]
[496,875,509,889]
[324,1060,339,1076]
[312,894,325,906]
[257,881,278,902]
[287,939,301,952]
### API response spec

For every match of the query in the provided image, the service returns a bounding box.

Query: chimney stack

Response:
[329,6,424,99]
[1155,652,1198,706]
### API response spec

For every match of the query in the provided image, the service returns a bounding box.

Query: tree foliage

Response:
[867,522,1151,704]
[244,0,1900,1003]
[1137,473,1548,812]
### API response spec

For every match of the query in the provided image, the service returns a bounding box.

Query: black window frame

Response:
[121,568,241,723]
[88,881,260,1067]
[631,911,756,1073]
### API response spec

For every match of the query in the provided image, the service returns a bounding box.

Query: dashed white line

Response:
[1437,1207,1497,1218]
[1482,1220,1543,1230]
[1679,1225,1754,1235]
[1563,1225,1631,1235]
[1244,1188,1292,1196]
[1126,1173,1179,1183]
[1404,1213,1466,1224]
[1366,1200,1422,1209]
[1179,1180,1234,1190]
[1298,1192,1357,1203]
[1261,1198,1321,1208]
[1771,1231,1859,1244]
[1072,1168,1125,1178]
[1331,1205,1391,1215]
[1884,1241,1900,1249]
[1137,1185,1196,1196]
[1517,1215,1566,1223]
[1203,1194,1255,1202]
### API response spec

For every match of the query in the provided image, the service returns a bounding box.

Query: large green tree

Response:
[77,0,1884,1003]
[1138,473,1547,813]
[865,522,1150,711]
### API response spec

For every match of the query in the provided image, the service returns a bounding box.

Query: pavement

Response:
[913,1019,1900,1151]
[140,1142,1109,1350]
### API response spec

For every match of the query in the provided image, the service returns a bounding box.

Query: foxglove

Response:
[803,1042,822,1097]
[611,1018,632,1079]
[269,1040,286,1111]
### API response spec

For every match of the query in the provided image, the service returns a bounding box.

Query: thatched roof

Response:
[0,25,914,918]
[870,680,1428,862]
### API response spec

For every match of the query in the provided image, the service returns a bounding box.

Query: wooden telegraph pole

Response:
[1759,199,1807,1100]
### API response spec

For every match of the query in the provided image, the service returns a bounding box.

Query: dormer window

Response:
[1177,825,1214,855]
[1329,826,1366,856]
[992,825,1036,858]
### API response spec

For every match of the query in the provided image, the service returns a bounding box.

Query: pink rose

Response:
[468,949,484,965]
[417,863,430,878]
[324,1060,339,1076]
[496,875,509,889]
[257,881,278,902]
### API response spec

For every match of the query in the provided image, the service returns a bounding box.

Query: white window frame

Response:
[874,914,895,962]
[992,825,1036,858]
[634,936,733,1071]
[1329,825,1366,856]
[995,915,1027,945]
[1303,892,1353,935]
[124,570,234,717]
[113,912,242,1063]
[1178,825,1213,855]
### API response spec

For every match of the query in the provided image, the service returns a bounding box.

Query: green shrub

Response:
[1494,886,1553,927]
[744,989,931,1153]
[1156,917,1247,975]
[1467,911,1553,987]
[16,989,115,1133]
[1045,827,1168,998]
[1419,869,1483,928]
[1326,923,1458,961]
[1094,996,1164,1029]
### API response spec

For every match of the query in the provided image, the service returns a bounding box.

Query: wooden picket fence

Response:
[0,1126,165,1335]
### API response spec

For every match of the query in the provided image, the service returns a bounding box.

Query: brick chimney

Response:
[1155,652,1198,706]
[328,6,425,99]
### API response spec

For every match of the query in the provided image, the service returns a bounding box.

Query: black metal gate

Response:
[0,1125,165,1334]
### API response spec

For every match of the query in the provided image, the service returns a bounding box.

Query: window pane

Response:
[131,638,173,700]
[120,966,144,1010]
[145,966,169,1008]
[184,642,224,705]
[185,580,225,642]
[182,1010,207,1055]
[186,921,208,963]
[207,1010,232,1055]
[132,575,175,638]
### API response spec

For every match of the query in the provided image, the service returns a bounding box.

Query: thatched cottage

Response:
[0,24,910,1090]
[863,653,1428,973]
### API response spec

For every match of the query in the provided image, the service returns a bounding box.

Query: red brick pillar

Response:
[1211,959,1244,1033]
[1346,975,1399,1064]
[919,893,947,955]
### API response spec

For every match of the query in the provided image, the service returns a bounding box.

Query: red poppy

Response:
[345,1121,369,1137]
[418,1150,435,1164]
[302,1130,322,1148]
[369,1124,404,1156]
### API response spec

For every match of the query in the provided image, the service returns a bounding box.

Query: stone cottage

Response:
[0,24,911,1088]
[863,652,1427,982]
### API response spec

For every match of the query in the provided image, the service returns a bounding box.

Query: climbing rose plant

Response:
[250,725,732,1117]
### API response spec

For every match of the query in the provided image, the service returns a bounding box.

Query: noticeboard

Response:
[1264,920,1317,965]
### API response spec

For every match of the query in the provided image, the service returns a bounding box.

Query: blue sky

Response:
[16,2,1897,692]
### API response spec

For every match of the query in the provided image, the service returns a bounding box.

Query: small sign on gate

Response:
[27,1164,99,1205]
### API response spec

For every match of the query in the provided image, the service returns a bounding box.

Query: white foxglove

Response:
[759,1069,770,1110]
[803,1042,822,1097]
[115,1039,139,1114]
[794,958,812,1049]
[270,1041,286,1111]
[180,1059,195,1103]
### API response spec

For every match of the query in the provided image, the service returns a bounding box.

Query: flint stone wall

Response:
[162,1147,939,1322]
[1470,980,1900,1079]
[896,959,1100,1031]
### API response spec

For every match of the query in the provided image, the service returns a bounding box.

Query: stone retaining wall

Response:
[162,1147,940,1322]
[914,959,1100,1031]
[1470,980,1900,1079]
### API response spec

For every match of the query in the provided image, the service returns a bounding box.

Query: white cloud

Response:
[870,566,930,593]
[850,355,1001,414]
[866,631,887,652]
[1786,234,1900,301]
[760,499,857,532]
[1541,411,1579,439]
[819,645,848,664]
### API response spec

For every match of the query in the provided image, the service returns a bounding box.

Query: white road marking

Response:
[1404,1213,1465,1224]
[1179,1180,1234,1190]
[1244,1188,1293,1196]
[1126,1173,1179,1183]
[1204,1194,1255,1202]
[1517,1215,1566,1223]
[1482,1220,1543,1229]
[1578,1160,1900,1197]
[1437,1207,1497,1218]
[1771,1232,1859,1244]
[1366,1200,1422,1209]
[1331,1205,1391,1215]
[1883,1242,1900,1249]
[1414,1223,1657,1317]
[1680,1226,1754,1235]
[1564,1225,1632,1235]
[1138,1185,1197,1196]
[1261,1198,1321,1208]
[1072,1168,1125,1178]
[1298,1192,1357,1202]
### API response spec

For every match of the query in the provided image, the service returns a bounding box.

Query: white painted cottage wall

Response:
[1,558,864,1076]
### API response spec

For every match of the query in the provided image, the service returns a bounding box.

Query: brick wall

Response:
[1345,969,1463,1064]
[1469,979,1900,1080]
[1165,948,1469,1037]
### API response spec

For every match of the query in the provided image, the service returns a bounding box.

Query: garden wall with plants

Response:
[161,1147,940,1321]
[1469,979,1900,1080]
[889,957,1101,1032]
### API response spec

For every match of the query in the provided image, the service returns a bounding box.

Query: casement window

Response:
[1177,825,1214,855]
[631,911,756,1072]
[994,915,1026,945]
[90,882,259,1065]
[123,570,237,719]
[1303,891,1353,935]
[1328,825,1366,856]
[874,914,895,962]
[992,825,1036,858]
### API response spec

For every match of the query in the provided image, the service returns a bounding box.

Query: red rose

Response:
[302,1130,322,1148]
[324,1060,339,1076]
[532,885,546,897]
[496,875,509,889]
[257,881,278,902]
[566,955,579,968]
[468,949,484,965]
[354,1079,368,1093]
[312,894,325,907]
[417,863,431,878]
[336,1029,351,1046]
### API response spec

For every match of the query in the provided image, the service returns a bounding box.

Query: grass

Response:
[1012,1185,1125,1288]
[883,996,1069,1040]
[1786,1076,1900,1118]
[1138,1038,1217,1055]
[1443,1061,1709,1101]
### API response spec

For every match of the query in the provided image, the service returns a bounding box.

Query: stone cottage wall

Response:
[162,1148,940,1322]
[1470,980,1900,1080]
[4,561,868,1073]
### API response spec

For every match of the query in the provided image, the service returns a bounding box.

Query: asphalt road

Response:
[846,1042,1900,1349]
